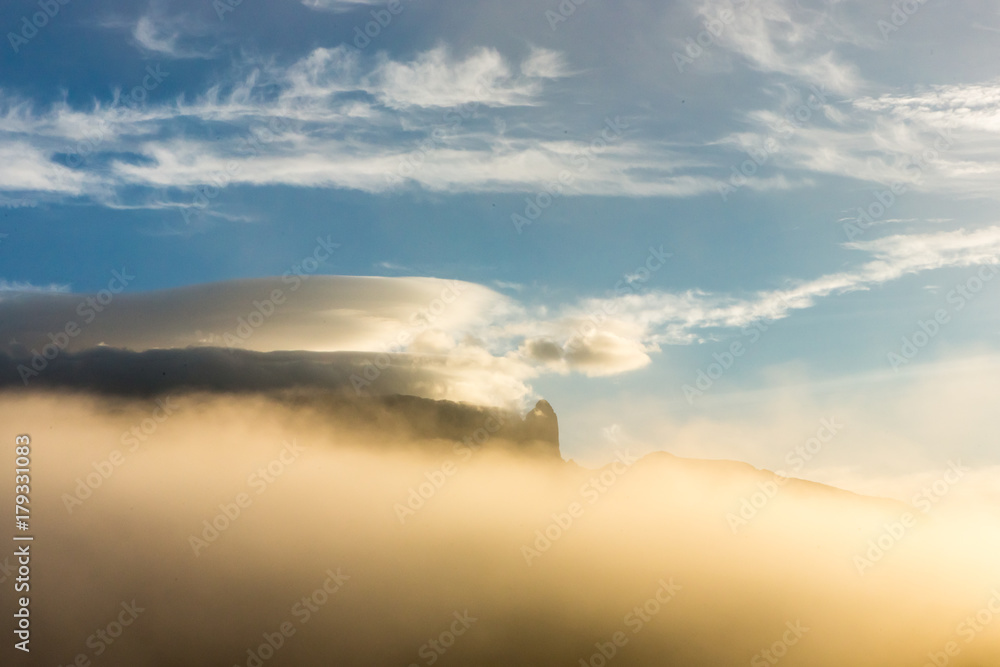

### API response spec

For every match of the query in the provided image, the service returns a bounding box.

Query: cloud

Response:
[0,275,513,355]
[0,345,540,409]
[570,351,1000,519]
[502,226,1000,379]
[0,41,815,205]
[0,142,92,194]
[8,45,706,203]
[94,10,219,60]
[725,79,1000,199]
[694,0,863,94]
[563,331,653,376]
[4,227,1000,392]
[0,280,70,293]
[525,331,655,377]
[519,47,569,80]
[0,194,38,208]
[133,15,185,57]
[367,46,555,109]
[0,275,539,406]
[301,0,384,11]
[1,0,996,213]
[2,390,998,665]
[6,25,995,208]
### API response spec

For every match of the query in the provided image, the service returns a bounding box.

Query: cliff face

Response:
[523,399,559,450]
[277,393,563,458]
[366,395,561,458]
[0,346,563,457]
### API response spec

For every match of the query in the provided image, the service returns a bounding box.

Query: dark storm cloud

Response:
[0,346,377,396]
[0,346,565,455]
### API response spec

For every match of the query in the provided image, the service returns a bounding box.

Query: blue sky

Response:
[3,0,1000,500]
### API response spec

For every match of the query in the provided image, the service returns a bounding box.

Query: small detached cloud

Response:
[301,0,384,11]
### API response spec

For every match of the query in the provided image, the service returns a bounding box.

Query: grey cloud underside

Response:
[0,275,498,355]
[1,346,389,395]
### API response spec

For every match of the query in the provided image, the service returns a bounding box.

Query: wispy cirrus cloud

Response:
[131,14,217,59]
[514,226,1000,373]
[691,0,864,93]
[0,44,733,204]
[722,80,1000,200]
[0,142,93,194]
[2,6,1000,219]
[0,280,70,293]
[301,0,385,12]
[369,46,565,109]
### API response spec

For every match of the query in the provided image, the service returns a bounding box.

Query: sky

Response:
[2,0,1000,499]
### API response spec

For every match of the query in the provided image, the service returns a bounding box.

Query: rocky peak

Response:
[523,399,559,452]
